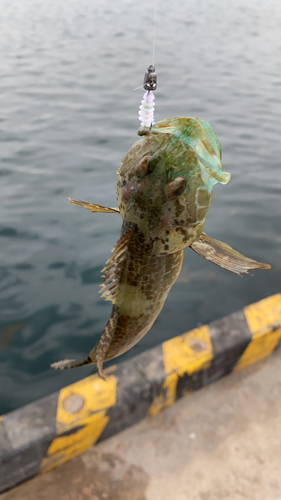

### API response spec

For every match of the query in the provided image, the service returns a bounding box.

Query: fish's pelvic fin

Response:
[100,225,134,303]
[190,233,271,276]
[50,354,95,370]
[68,198,120,214]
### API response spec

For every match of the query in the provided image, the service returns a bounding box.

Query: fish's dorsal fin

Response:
[190,233,271,276]
[68,198,120,214]
[100,225,134,303]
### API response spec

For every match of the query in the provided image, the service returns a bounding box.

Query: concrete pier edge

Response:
[1,293,281,493]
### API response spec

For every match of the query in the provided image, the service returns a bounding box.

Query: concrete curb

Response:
[1,293,281,493]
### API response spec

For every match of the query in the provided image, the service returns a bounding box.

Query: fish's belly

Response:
[105,249,183,361]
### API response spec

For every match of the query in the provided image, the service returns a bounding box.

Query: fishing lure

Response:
[138,65,157,127]
[51,68,270,378]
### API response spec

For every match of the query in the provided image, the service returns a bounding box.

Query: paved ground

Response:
[2,348,281,500]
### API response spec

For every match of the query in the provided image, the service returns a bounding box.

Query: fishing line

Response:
[152,0,157,66]
[137,0,158,127]
[134,0,158,90]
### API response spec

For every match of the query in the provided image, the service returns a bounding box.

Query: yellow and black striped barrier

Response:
[1,294,281,492]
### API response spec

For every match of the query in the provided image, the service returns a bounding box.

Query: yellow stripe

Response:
[148,325,213,415]
[235,294,281,371]
[41,365,117,473]
[162,325,213,374]
[39,294,281,471]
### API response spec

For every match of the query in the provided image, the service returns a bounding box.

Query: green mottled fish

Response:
[51,117,270,378]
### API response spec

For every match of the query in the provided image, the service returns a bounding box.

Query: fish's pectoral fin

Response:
[190,233,271,276]
[68,198,120,214]
[51,354,94,370]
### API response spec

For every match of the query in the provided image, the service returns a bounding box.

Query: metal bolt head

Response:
[189,338,208,352]
[63,394,85,414]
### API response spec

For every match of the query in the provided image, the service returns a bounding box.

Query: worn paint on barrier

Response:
[235,294,281,371]
[148,295,281,416]
[41,366,117,472]
[2,294,281,494]
[148,325,213,415]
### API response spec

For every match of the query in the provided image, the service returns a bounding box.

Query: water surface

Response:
[0,0,281,413]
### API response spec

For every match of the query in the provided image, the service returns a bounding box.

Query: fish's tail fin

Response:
[50,307,119,380]
[51,353,95,371]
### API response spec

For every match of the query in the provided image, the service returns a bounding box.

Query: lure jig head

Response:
[143,64,157,91]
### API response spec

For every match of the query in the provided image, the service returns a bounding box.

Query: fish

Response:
[51,117,270,378]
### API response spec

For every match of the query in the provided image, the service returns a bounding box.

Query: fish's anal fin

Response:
[94,307,119,379]
[100,225,134,303]
[190,233,271,276]
[68,198,120,214]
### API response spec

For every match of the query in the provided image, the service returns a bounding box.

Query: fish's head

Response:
[117,117,231,255]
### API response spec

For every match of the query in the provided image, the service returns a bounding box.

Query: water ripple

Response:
[0,0,280,413]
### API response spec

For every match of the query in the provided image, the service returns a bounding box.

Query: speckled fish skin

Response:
[51,117,270,377]
[103,118,229,363]
[117,117,230,256]
[101,224,184,359]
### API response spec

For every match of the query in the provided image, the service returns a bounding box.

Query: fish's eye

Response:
[136,155,153,178]
[164,177,186,201]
